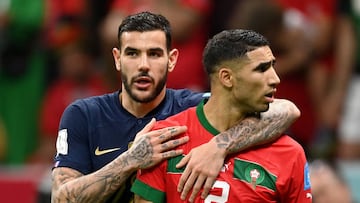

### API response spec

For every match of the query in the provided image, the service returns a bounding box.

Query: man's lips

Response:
[264,89,276,102]
[133,76,152,89]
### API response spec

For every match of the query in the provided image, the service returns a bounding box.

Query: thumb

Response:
[134,118,156,142]
[176,152,191,169]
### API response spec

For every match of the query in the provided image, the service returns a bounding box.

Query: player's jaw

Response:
[122,71,167,103]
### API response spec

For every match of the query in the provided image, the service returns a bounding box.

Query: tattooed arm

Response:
[51,119,188,203]
[176,99,300,202]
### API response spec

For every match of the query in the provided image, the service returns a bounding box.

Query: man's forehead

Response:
[245,46,274,61]
[121,30,167,49]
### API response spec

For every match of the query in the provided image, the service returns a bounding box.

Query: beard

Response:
[121,70,167,103]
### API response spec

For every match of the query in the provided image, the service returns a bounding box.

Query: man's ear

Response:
[112,48,121,71]
[168,48,179,72]
[218,67,233,88]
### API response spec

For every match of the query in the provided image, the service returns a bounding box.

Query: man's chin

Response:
[258,104,270,112]
[131,91,156,103]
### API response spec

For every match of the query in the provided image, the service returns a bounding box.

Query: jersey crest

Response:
[234,159,277,191]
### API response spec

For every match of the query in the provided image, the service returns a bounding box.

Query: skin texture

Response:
[52,29,300,203]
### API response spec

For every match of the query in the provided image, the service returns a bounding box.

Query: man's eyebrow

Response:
[123,47,164,53]
[124,47,138,52]
[256,59,276,69]
[148,47,164,52]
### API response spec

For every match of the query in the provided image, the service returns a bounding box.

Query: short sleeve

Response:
[53,101,92,174]
[281,147,312,203]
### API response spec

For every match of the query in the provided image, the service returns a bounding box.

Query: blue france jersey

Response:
[54,89,205,172]
[53,89,205,202]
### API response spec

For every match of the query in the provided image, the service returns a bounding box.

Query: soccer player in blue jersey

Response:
[51,12,300,203]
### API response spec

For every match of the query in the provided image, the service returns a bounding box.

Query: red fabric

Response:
[0,165,49,203]
[275,0,336,16]
[136,107,311,202]
[45,0,88,48]
[40,75,108,138]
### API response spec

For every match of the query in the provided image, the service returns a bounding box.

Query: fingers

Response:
[145,126,187,152]
[179,169,198,200]
[177,159,191,193]
[160,135,189,159]
[136,122,187,146]
[160,135,189,152]
[179,172,216,202]
[176,153,190,169]
[161,149,184,159]
[156,126,187,143]
[177,154,191,194]
[188,174,206,202]
[201,177,216,199]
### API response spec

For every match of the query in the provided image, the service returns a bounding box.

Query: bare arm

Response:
[216,98,300,153]
[51,119,189,203]
[176,99,300,202]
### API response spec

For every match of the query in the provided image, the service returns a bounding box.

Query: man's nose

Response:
[269,68,280,87]
[139,55,150,71]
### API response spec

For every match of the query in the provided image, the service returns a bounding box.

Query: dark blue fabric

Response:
[53,89,206,202]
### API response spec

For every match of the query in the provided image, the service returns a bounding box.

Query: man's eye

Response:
[260,66,269,72]
[149,52,161,57]
[255,65,268,72]
[256,62,274,72]
[126,51,137,56]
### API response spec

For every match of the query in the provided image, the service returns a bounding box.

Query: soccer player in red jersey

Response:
[132,29,312,203]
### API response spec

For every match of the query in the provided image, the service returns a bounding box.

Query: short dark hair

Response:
[203,29,270,74]
[117,11,172,51]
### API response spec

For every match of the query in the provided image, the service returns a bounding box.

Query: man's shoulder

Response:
[166,88,207,99]
[69,91,118,109]
[62,92,119,120]
[271,135,307,159]
[276,135,303,149]
[165,88,208,105]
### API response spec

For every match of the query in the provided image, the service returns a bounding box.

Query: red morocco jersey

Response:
[131,101,312,202]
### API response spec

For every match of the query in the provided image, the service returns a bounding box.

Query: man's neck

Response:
[203,96,246,132]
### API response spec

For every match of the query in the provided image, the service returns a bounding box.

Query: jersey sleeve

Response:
[280,146,312,203]
[131,160,167,203]
[53,101,92,174]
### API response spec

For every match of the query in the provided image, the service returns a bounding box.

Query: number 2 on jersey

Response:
[205,180,230,203]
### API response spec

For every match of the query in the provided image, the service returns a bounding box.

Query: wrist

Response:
[211,135,229,157]
[120,150,142,172]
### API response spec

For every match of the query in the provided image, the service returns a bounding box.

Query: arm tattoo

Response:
[52,124,184,202]
[127,136,154,169]
[215,99,300,154]
[52,136,155,203]
[52,157,136,203]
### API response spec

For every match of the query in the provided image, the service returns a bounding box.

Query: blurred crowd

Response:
[0,0,359,202]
